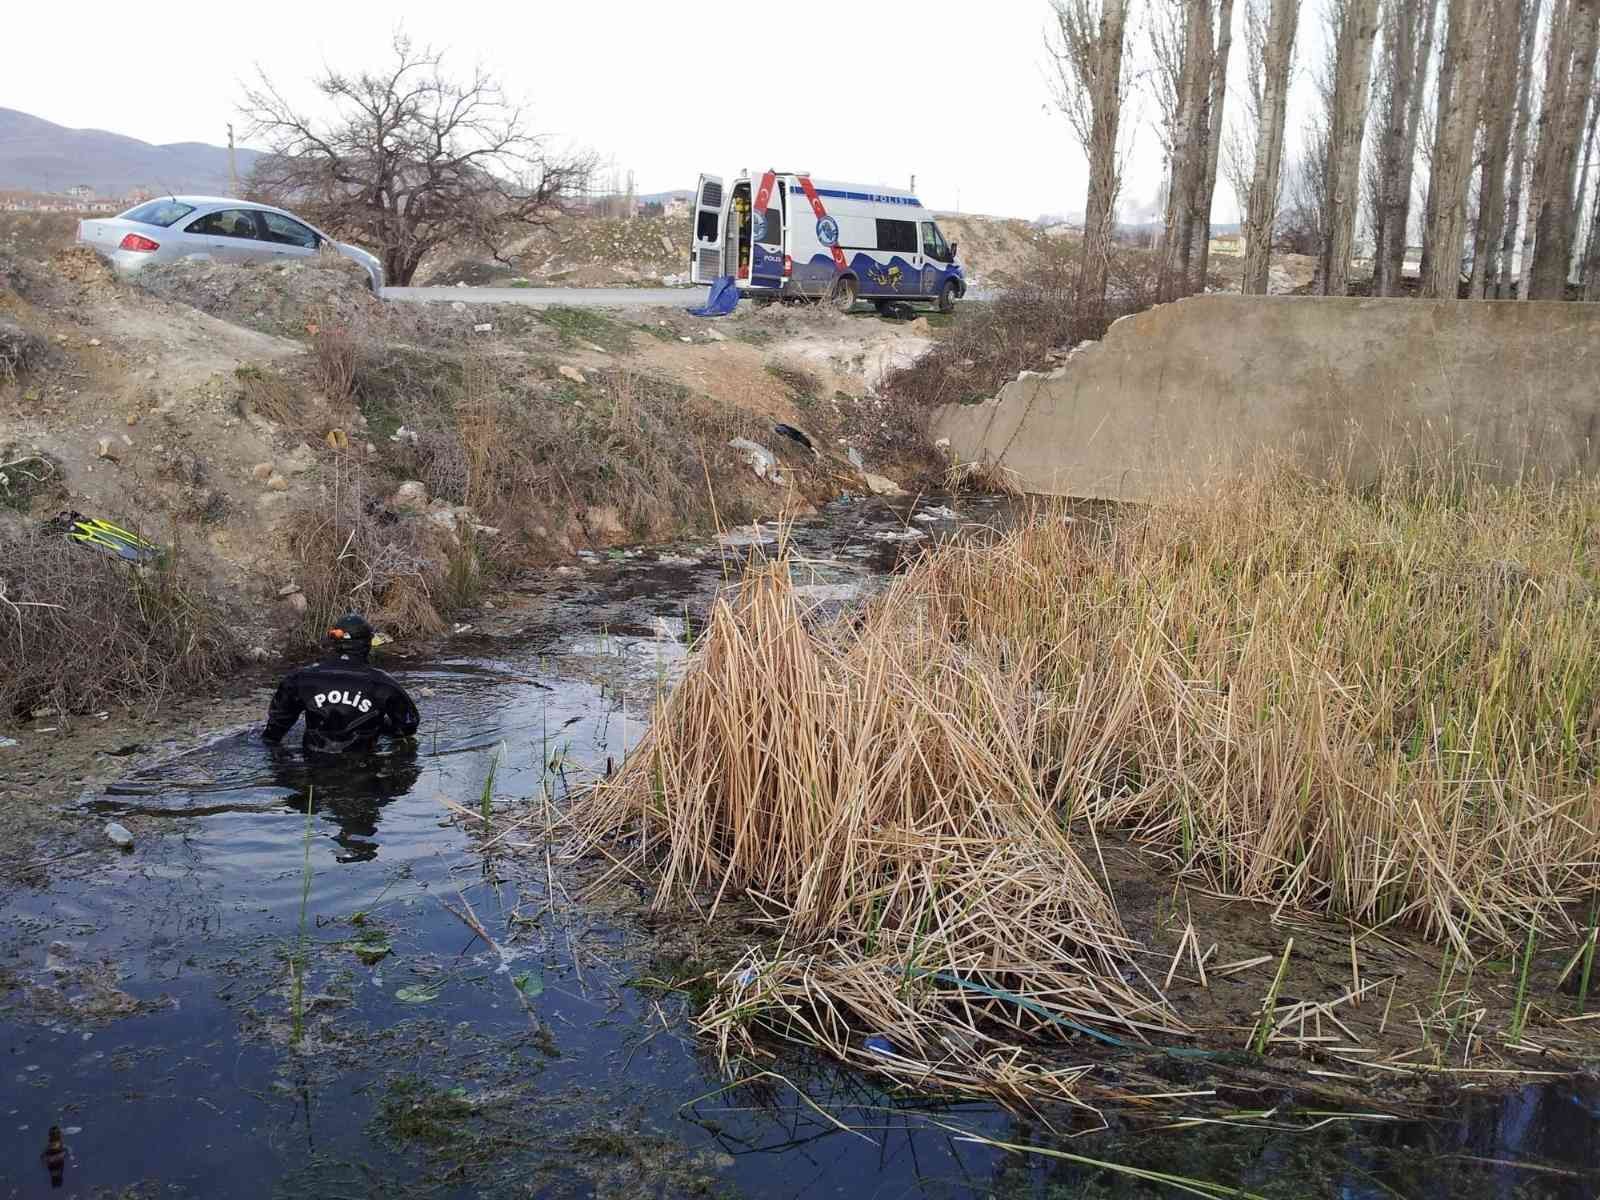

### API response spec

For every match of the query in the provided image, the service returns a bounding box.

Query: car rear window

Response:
[121,200,196,228]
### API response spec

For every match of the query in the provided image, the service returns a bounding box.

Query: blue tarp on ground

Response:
[687,275,739,317]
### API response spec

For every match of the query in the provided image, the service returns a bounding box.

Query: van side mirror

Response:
[949,241,958,261]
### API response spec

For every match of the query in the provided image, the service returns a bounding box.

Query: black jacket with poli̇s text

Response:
[262,651,420,753]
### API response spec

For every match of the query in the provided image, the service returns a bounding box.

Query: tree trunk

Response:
[1424,0,1493,298]
[1375,0,1438,295]
[1472,0,1531,295]
[1161,0,1216,300]
[1079,0,1130,320]
[1499,0,1543,295]
[1565,84,1600,254]
[1190,0,1235,289]
[1531,0,1600,297]
[1243,0,1303,293]
[1321,0,1382,295]
[1585,143,1600,292]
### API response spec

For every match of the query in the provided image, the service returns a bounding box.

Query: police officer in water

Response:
[262,612,420,753]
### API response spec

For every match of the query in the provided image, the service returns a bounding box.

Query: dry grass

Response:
[571,556,1183,1102]
[0,317,45,383]
[0,526,238,719]
[569,457,1600,1099]
[898,461,1600,954]
[281,461,451,648]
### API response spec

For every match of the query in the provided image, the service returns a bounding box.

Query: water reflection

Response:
[263,742,422,863]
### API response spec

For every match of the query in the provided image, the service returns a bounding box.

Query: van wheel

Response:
[937,280,959,314]
[828,277,858,313]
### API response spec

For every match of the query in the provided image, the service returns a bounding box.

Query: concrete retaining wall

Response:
[929,296,1600,500]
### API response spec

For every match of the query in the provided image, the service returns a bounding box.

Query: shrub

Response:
[0,527,238,719]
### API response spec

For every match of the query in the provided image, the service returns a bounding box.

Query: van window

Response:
[876,219,917,254]
[921,222,951,262]
[696,210,719,241]
[756,208,781,246]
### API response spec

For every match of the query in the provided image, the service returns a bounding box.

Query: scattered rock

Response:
[249,646,270,663]
[554,565,582,578]
[846,447,865,469]
[864,472,907,497]
[87,338,102,348]
[558,365,587,385]
[283,592,309,614]
[426,507,459,535]
[390,425,419,446]
[450,301,467,312]
[283,443,317,475]
[277,581,301,597]
[95,437,118,462]
[104,823,134,850]
[473,322,493,333]
[266,472,289,491]
[391,480,429,511]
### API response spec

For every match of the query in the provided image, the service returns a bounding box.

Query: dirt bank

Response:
[1,218,948,701]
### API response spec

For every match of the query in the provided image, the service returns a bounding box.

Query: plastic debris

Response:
[864,1035,897,1057]
[104,822,134,850]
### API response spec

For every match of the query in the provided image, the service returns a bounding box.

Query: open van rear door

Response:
[690,174,724,284]
[748,172,785,291]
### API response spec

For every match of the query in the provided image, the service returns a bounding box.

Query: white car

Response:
[78,196,384,292]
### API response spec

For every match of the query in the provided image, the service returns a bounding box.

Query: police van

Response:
[689,170,965,312]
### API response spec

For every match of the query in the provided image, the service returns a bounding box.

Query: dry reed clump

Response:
[281,466,450,648]
[0,526,238,719]
[571,559,1182,1101]
[900,463,1600,953]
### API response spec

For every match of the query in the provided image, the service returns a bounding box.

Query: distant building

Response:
[663,195,690,219]
[1208,232,1244,256]
[66,184,94,200]
[0,189,107,212]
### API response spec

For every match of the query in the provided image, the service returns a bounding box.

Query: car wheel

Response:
[828,276,858,313]
[937,280,959,314]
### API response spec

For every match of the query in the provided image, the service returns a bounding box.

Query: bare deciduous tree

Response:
[1160,0,1219,300]
[1372,0,1439,295]
[1471,0,1534,295]
[1238,0,1303,292]
[242,35,593,287]
[1189,0,1236,285]
[1320,0,1383,296]
[1422,0,1493,297]
[1499,0,1544,295]
[1050,0,1133,321]
[1528,0,1600,297]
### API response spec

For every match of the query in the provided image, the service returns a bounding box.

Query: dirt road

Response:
[384,284,710,308]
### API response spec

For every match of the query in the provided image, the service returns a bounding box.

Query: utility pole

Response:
[227,123,239,195]
[910,172,916,194]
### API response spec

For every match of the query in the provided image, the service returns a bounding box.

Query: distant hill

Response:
[0,107,261,197]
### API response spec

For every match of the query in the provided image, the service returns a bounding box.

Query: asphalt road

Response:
[383,285,710,308]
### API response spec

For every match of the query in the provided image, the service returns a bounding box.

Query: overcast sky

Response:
[7,0,1325,222]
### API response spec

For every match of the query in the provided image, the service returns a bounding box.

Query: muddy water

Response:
[3,498,1598,1199]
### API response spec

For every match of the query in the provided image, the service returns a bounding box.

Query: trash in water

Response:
[104,822,134,850]
[47,512,162,564]
[0,736,16,749]
[913,506,959,522]
[729,437,781,483]
[864,1035,896,1057]
[394,984,440,1003]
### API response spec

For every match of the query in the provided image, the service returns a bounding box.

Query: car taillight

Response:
[783,254,792,277]
[119,234,159,252]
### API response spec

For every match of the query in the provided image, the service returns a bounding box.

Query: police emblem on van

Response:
[816,216,839,246]
[751,212,767,241]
